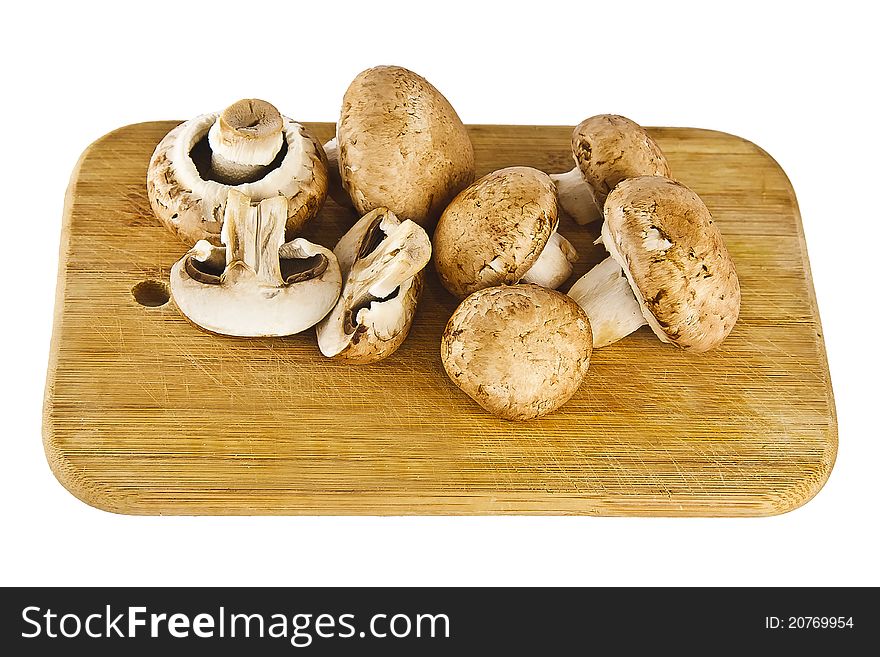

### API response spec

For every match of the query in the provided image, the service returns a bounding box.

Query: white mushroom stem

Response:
[208,99,284,184]
[520,232,578,289]
[221,190,289,287]
[568,256,646,348]
[323,137,338,174]
[550,168,602,225]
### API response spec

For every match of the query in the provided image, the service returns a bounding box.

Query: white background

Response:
[2,1,877,586]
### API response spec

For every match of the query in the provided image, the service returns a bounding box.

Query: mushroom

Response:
[320,135,354,209]
[170,189,341,337]
[147,98,328,246]
[316,207,432,363]
[567,176,740,351]
[433,167,578,299]
[441,284,593,421]
[331,65,475,228]
[550,114,670,225]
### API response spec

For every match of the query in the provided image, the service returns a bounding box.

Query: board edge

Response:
[42,128,147,516]
[742,134,838,517]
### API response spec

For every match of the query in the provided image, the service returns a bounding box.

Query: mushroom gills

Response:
[520,232,578,289]
[342,218,430,329]
[343,286,401,335]
[568,256,647,348]
[184,241,226,284]
[550,168,602,225]
[356,209,388,260]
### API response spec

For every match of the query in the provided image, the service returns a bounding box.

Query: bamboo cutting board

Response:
[43,121,836,516]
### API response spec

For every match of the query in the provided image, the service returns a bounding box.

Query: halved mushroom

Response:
[316,207,431,363]
[148,98,328,246]
[170,189,341,337]
[568,176,740,352]
[441,284,593,421]
[433,167,578,299]
[329,65,475,228]
[550,114,670,225]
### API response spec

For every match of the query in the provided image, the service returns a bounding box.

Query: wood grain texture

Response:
[43,121,837,516]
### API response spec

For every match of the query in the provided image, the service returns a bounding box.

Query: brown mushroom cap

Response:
[147,105,328,246]
[337,65,475,228]
[603,176,740,352]
[441,284,593,421]
[572,114,669,205]
[433,167,558,299]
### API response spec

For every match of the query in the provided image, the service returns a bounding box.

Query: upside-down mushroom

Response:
[148,98,328,246]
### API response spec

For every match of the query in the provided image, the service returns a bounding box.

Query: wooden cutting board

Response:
[43,121,836,516]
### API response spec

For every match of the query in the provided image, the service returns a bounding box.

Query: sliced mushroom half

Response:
[170,189,341,337]
[316,207,432,363]
[148,98,328,246]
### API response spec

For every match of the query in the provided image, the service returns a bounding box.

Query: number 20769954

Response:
[765,617,854,630]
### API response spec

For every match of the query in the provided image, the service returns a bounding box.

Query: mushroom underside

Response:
[568,220,674,348]
[170,191,340,337]
[194,129,289,185]
[147,110,327,246]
